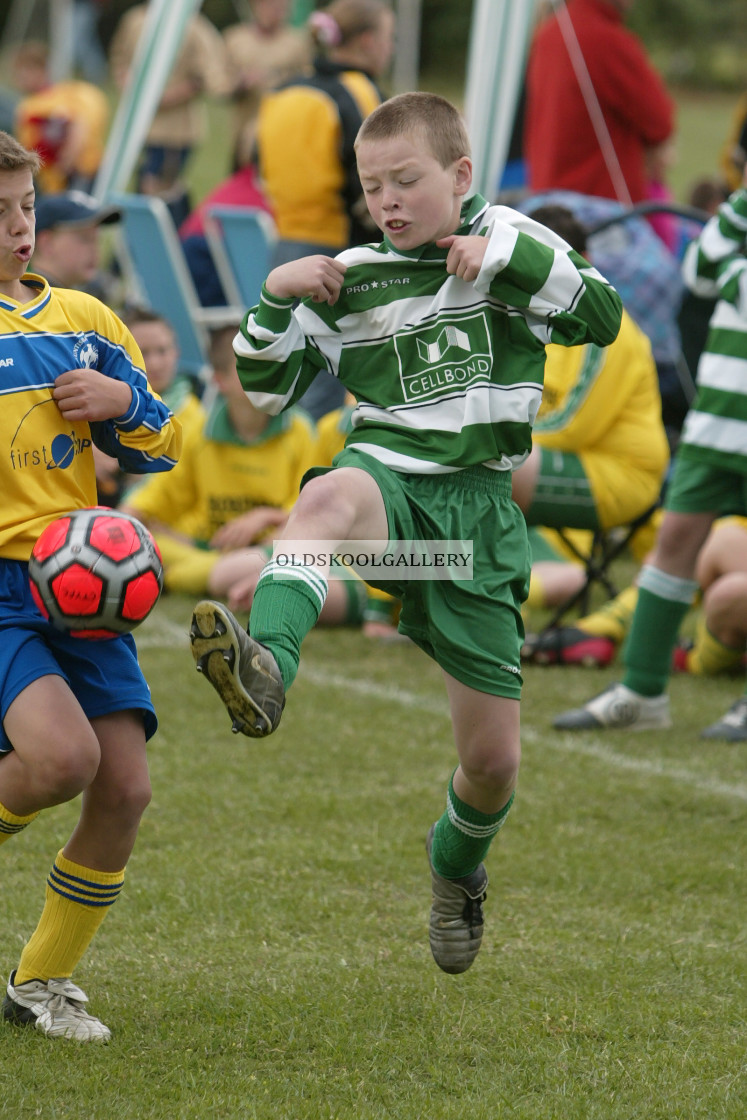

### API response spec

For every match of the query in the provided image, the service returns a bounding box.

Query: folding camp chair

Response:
[535,500,660,633]
[111,192,245,382]
[203,205,278,310]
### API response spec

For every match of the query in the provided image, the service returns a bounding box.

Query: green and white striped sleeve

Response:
[233,286,335,414]
[474,211,622,349]
[682,187,747,299]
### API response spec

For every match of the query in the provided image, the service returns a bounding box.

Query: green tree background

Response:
[0,2,743,91]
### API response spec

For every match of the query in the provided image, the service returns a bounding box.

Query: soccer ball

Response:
[29,508,164,639]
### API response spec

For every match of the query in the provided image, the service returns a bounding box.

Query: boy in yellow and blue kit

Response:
[0,132,181,1042]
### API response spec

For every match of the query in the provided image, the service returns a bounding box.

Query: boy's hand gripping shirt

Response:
[234,194,623,474]
[0,276,181,558]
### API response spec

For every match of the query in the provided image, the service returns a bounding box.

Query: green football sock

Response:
[430,775,515,879]
[249,561,327,689]
[623,567,697,697]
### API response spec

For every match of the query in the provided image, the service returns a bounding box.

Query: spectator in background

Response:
[11,40,109,195]
[255,0,395,418]
[258,0,394,265]
[223,0,311,170]
[71,0,110,86]
[510,205,668,628]
[92,308,204,508]
[121,325,366,623]
[31,191,125,507]
[512,206,668,534]
[524,0,675,209]
[516,188,690,441]
[123,308,204,435]
[109,6,231,227]
[720,92,747,191]
[552,169,747,742]
[32,190,121,302]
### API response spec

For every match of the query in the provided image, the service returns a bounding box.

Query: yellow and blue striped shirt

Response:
[0,274,181,559]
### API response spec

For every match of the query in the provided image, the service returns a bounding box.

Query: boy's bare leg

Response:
[0,676,100,815]
[426,676,519,974]
[2,694,150,1042]
[191,468,389,736]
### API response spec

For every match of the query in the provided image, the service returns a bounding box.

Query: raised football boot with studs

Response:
[700,696,747,741]
[426,824,488,975]
[552,681,671,731]
[2,971,111,1042]
[190,600,285,737]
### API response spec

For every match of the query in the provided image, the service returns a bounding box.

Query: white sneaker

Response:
[701,696,747,741]
[2,971,111,1042]
[553,682,671,731]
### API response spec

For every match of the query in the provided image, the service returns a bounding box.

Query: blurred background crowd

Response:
[2,0,747,669]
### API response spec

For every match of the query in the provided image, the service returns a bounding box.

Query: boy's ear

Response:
[454,157,472,196]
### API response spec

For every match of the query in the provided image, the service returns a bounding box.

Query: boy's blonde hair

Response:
[0,130,41,175]
[355,91,471,168]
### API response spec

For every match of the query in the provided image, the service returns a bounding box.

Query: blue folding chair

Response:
[203,205,277,310]
[111,192,244,382]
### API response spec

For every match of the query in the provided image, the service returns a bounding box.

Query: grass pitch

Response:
[2,592,745,1119]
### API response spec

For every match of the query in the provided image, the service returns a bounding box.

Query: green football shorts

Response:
[665,450,747,517]
[526,447,600,531]
[303,448,530,699]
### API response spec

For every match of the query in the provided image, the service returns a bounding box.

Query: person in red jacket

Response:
[523,0,674,207]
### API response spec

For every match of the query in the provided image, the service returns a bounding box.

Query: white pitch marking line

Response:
[301,667,747,804]
[139,626,747,803]
[137,617,190,648]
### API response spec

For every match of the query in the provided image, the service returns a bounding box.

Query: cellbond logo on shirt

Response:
[394,311,493,402]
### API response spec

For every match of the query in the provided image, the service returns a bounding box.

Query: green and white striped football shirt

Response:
[234,193,623,474]
[680,186,747,474]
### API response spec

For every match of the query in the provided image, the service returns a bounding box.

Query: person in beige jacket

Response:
[109,5,231,225]
[223,0,311,170]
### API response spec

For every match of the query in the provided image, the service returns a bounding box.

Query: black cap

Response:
[35,191,121,232]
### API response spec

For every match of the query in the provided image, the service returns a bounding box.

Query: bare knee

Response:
[35,735,101,802]
[291,474,356,530]
[87,771,152,831]
[110,775,152,821]
[460,740,520,796]
[703,573,747,641]
[286,469,386,542]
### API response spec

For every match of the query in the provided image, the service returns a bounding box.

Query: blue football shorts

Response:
[0,559,157,755]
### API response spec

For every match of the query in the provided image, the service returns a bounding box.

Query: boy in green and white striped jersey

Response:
[555,166,747,741]
[190,92,622,973]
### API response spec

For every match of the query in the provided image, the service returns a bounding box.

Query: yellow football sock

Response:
[525,571,547,609]
[687,617,744,676]
[578,584,639,641]
[0,800,39,846]
[14,850,125,984]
